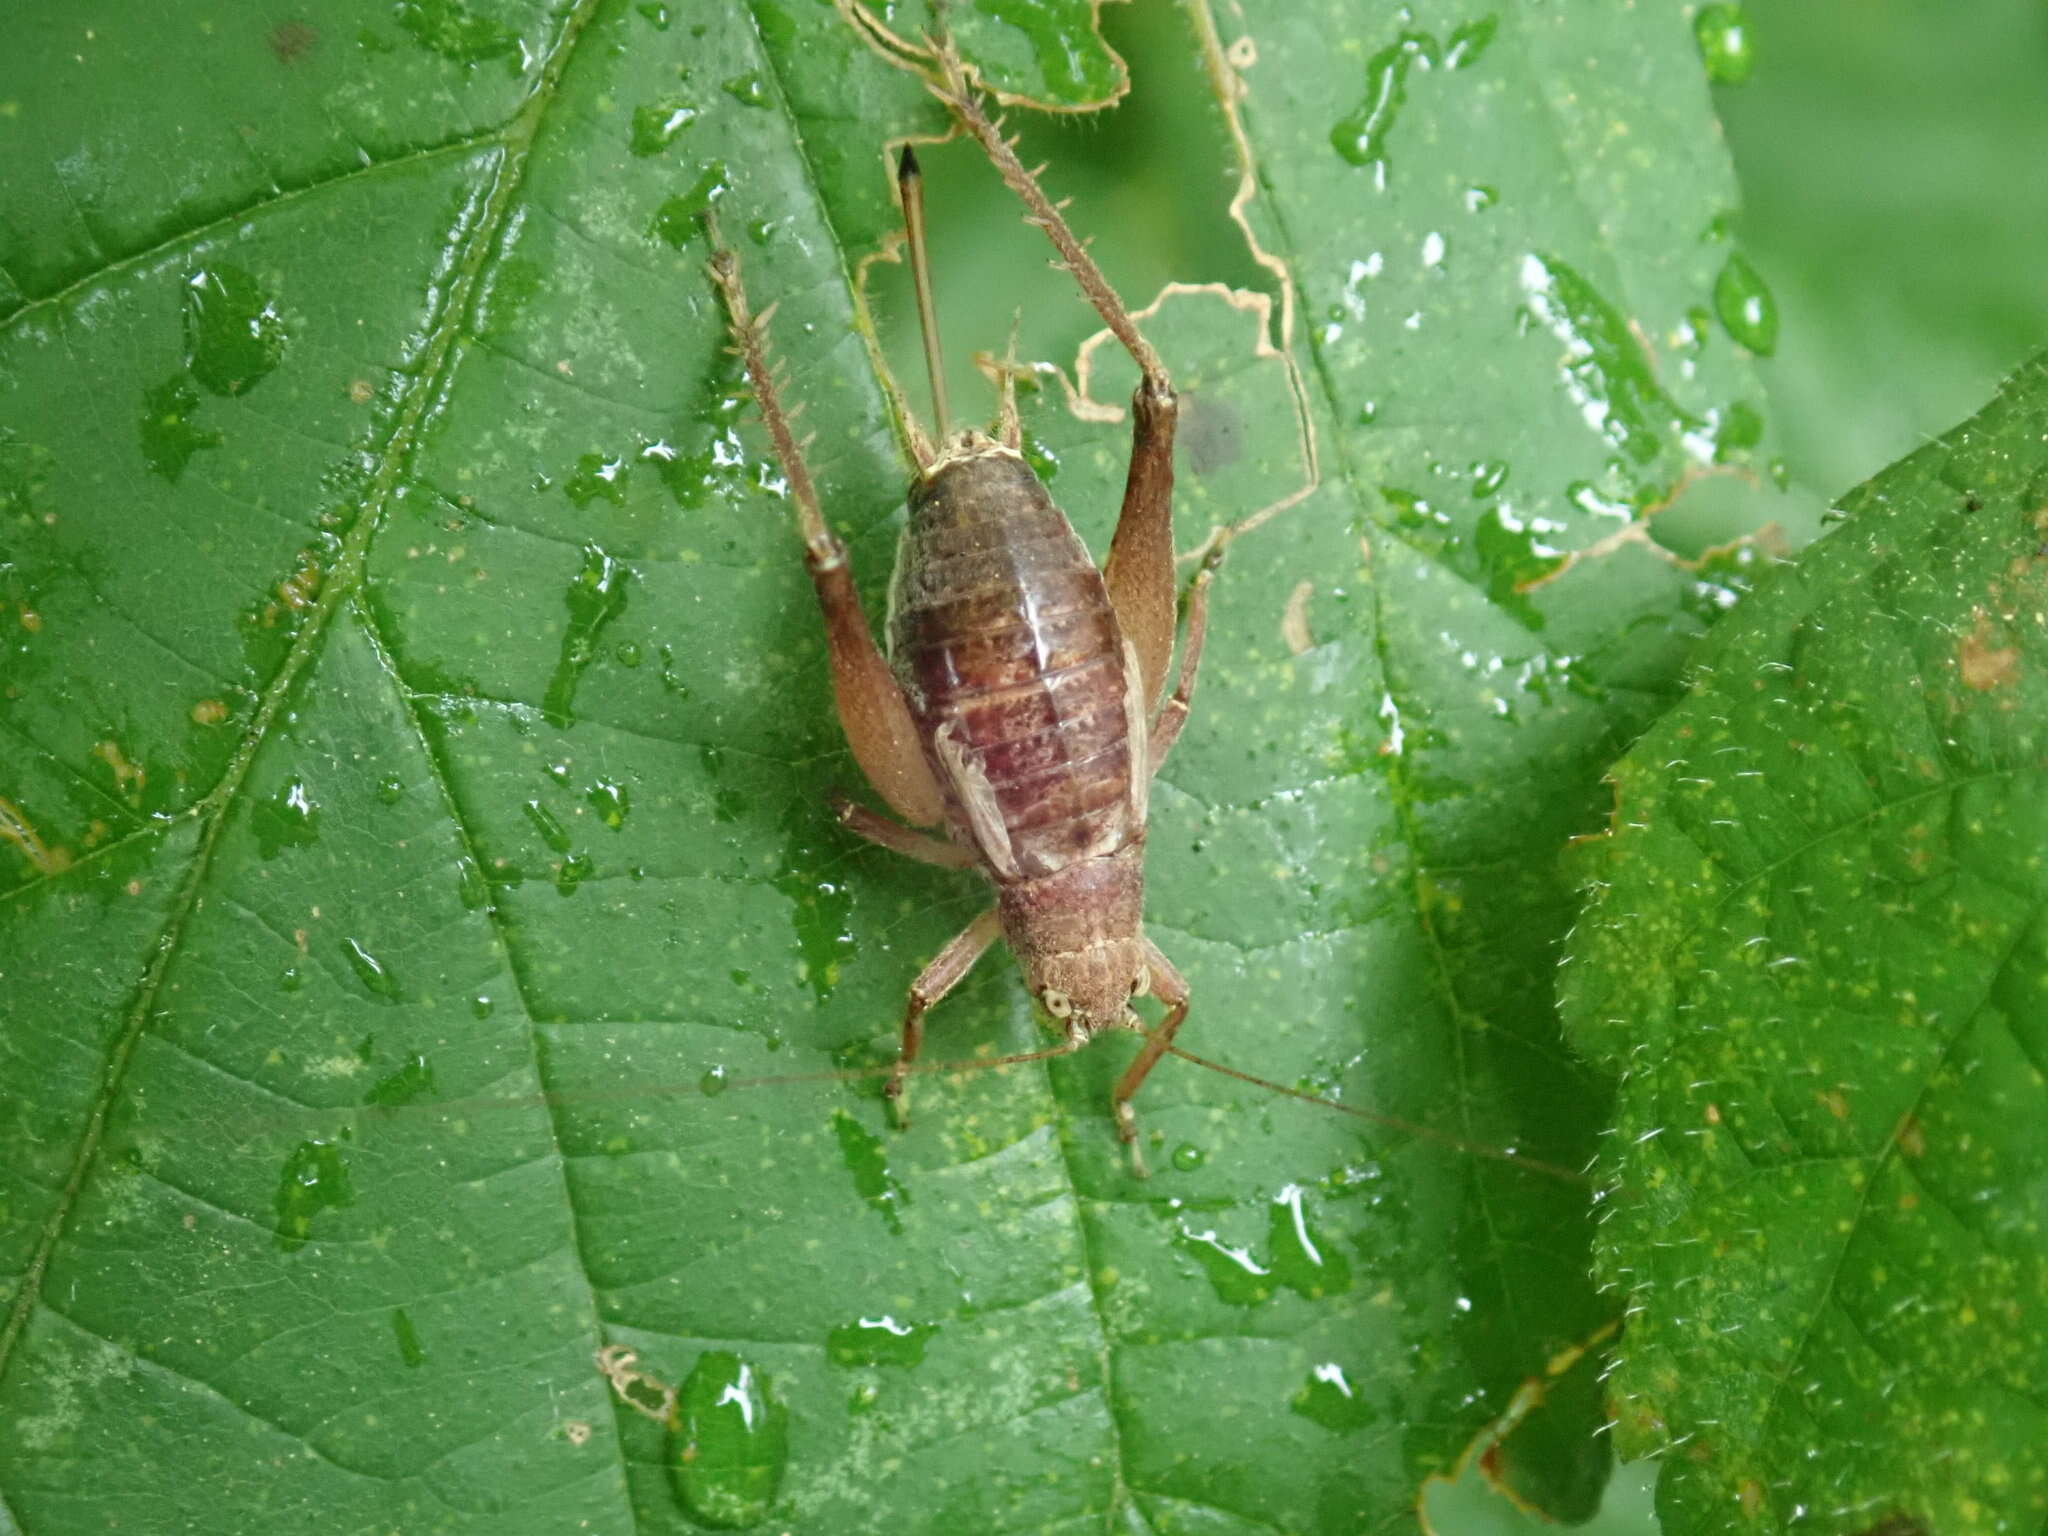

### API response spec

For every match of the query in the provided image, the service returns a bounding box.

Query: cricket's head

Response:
[1023,940,1148,1047]
[997,849,1149,1047]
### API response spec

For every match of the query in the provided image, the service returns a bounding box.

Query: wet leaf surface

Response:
[2,2,1795,1530]
[1565,354,2048,1532]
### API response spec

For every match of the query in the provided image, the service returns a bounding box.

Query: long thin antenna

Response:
[1161,1042,1588,1185]
[897,145,951,442]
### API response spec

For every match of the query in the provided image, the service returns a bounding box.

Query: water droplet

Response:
[341,937,400,1002]
[563,452,629,508]
[523,798,571,853]
[1710,400,1765,463]
[720,71,770,108]
[1474,506,1564,629]
[1266,1185,1354,1300]
[1694,3,1753,85]
[1170,1142,1205,1173]
[182,263,289,397]
[554,851,593,896]
[138,374,220,483]
[1463,184,1496,213]
[543,544,631,728]
[699,1065,728,1098]
[650,162,730,249]
[1443,16,1496,68]
[392,1307,426,1368]
[1291,1361,1377,1433]
[274,1137,353,1252]
[471,993,494,1018]
[1520,252,1699,465]
[745,219,777,248]
[1330,20,1493,174]
[670,1351,789,1529]
[375,776,405,805]
[455,855,490,910]
[1174,1223,1273,1307]
[826,1315,937,1368]
[614,640,643,668]
[279,965,303,993]
[831,1109,908,1235]
[629,97,698,157]
[1469,459,1509,499]
[587,778,631,830]
[365,1051,435,1108]
[1329,32,1437,172]
[1713,252,1778,356]
[1420,230,1446,268]
[393,0,518,66]
[252,776,320,859]
[847,1382,878,1416]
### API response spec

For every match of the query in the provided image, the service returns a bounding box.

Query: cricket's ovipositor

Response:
[704,48,1219,1174]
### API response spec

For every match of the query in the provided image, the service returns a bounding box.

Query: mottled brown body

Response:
[703,47,1217,1170]
[890,442,1152,1028]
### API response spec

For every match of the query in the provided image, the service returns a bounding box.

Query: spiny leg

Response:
[1112,938,1191,1178]
[704,237,948,829]
[831,793,975,868]
[888,908,1003,1126]
[927,46,1182,709]
[1147,541,1225,772]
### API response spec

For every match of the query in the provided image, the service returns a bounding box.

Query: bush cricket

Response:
[702,46,1217,1176]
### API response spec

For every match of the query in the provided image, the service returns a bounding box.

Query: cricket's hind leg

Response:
[703,236,948,831]
[927,45,1183,714]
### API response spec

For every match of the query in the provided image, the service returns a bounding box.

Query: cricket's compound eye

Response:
[1041,987,1073,1019]
[1129,967,1150,999]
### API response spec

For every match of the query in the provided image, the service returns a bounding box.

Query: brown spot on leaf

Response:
[1959,609,2018,691]
[268,19,317,63]
[1894,1113,1926,1159]
[191,698,228,726]
[0,796,71,875]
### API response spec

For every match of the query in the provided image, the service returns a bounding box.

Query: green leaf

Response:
[2,2,1796,1530]
[1564,354,2048,1531]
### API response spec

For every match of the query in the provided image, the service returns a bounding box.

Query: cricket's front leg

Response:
[887,909,1003,1127]
[1112,939,1192,1179]
[703,240,948,831]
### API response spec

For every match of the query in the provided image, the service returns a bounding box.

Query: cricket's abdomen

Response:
[887,444,1140,879]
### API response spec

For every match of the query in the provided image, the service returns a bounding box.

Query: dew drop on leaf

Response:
[825,1315,937,1369]
[669,1351,789,1529]
[341,937,400,1002]
[182,264,289,397]
[1694,3,1755,85]
[1713,251,1779,355]
[274,1137,353,1252]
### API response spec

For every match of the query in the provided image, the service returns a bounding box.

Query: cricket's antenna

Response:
[897,144,952,442]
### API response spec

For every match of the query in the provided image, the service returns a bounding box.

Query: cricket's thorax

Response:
[887,439,1146,883]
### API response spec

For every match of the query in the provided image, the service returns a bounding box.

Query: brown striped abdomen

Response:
[887,444,1140,880]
